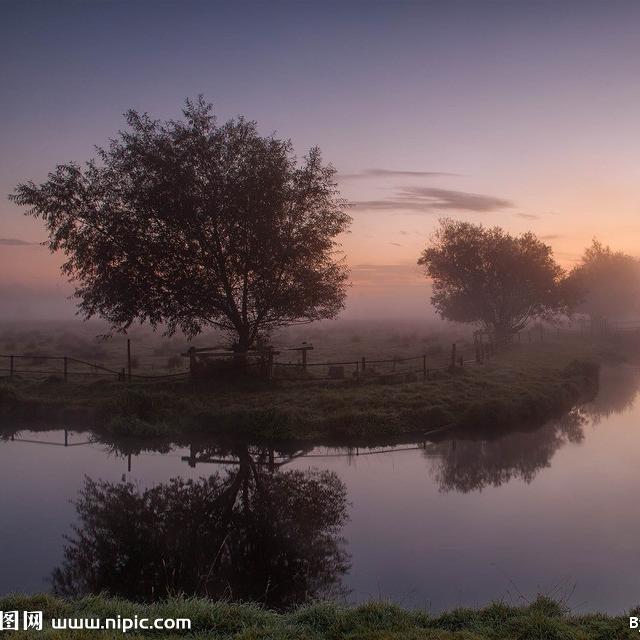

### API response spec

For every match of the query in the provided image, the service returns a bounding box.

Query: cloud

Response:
[401,187,513,212]
[514,213,540,220]
[540,234,565,240]
[340,168,457,180]
[354,187,513,214]
[0,237,36,246]
[389,242,402,247]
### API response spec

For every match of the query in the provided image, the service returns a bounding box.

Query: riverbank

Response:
[0,340,608,442]
[0,593,634,639]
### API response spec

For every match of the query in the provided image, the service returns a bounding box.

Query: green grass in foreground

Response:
[0,338,620,442]
[0,594,636,639]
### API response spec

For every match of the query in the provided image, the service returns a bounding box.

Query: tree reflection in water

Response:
[581,365,640,423]
[427,365,640,493]
[428,409,587,493]
[52,446,350,609]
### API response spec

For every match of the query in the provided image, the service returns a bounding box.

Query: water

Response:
[1,366,639,612]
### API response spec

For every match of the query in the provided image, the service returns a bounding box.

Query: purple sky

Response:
[2,0,640,318]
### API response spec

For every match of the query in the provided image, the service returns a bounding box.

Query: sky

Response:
[2,0,640,320]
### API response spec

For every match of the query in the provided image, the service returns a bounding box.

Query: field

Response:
[0,318,619,443]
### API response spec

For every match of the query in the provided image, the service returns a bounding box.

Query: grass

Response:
[0,594,635,639]
[0,338,612,443]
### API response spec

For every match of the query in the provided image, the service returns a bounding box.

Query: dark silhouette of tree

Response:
[418,219,570,337]
[51,448,350,609]
[427,410,586,493]
[11,98,351,351]
[566,239,640,325]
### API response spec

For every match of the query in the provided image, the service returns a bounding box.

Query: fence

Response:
[0,354,121,380]
[270,334,513,383]
[2,319,639,385]
[268,320,640,383]
[0,340,492,384]
[0,352,189,382]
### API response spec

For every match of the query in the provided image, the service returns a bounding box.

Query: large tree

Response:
[10,97,351,351]
[52,449,350,609]
[418,218,569,337]
[567,239,640,324]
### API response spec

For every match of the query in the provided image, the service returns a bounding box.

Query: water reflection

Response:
[2,366,640,612]
[581,365,640,423]
[51,445,350,609]
[427,410,587,493]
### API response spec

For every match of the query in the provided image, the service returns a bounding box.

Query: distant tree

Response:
[418,219,570,337]
[10,97,351,352]
[566,239,640,324]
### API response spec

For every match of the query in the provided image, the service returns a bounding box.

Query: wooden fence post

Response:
[267,348,274,382]
[127,338,132,382]
[10,355,14,376]
[422,354,427,379]
[361,356,366,373]
[451,343,457,368]
[63,356,68,381]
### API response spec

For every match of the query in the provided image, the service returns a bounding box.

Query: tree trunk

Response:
[232,326,252,371]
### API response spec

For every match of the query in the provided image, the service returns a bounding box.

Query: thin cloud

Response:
[515,213,540,220]
[354,187,513,214]
[354,199,437,212]
[400,187,513,212]
[389,242,402,247]
[540,234,565,240]
[340,168,457,180]
[0,237,36,246]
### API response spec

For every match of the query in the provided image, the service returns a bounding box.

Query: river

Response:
[1,366,638,612]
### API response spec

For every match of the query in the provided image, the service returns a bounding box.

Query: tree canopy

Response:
[418,219,569,337]
[11,97,351,350]
[567,239,640,322]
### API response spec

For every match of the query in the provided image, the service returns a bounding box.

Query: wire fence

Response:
[2,319,640,385]
[0,353,189,382]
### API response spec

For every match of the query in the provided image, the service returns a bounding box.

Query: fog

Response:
[0,264,437,324]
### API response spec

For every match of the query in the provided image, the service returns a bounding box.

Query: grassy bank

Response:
[0,594,635,639]
[0,340,613,442]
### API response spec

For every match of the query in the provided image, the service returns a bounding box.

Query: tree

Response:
[417,218,569,337]
[52,447,350,608]
[428,410,585,493]
[10,97,351,351]
[566,239,640,324]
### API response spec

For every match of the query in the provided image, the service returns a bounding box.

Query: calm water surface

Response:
[1,366,639,612]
